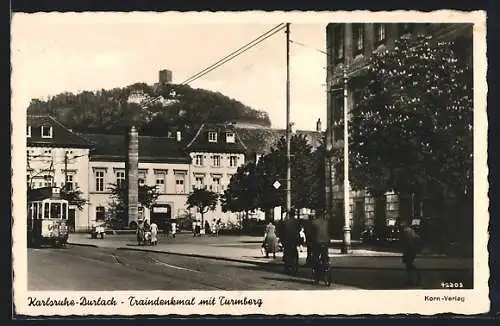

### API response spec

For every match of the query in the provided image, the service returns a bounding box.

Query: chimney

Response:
[316,118,322,132]
[176,131,182,142]
[126,126,139,226]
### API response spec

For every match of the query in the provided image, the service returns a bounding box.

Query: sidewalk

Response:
[67,233,472,271]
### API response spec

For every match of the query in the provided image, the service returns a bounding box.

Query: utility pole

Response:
[285,23,292,220]
[64,151,68,190]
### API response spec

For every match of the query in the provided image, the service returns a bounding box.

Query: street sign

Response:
[273,180,281,189]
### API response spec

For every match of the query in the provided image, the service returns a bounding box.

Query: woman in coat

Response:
[263,222,278,259]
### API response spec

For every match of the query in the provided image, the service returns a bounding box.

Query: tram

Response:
[27,187,69,247]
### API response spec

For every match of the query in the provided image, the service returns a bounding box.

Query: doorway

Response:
[68,208,76,232]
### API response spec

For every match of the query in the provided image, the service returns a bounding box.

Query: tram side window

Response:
[44,203,50,219]
[62,203,67,219]
[33,203,38,219]
[51,203,62,219]
[38,203,42,219]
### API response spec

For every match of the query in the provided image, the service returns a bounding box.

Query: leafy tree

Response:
[60,185,87,210]
[343,34,472,221]
[186,188,219,225]
[107,183,160,226]
[253,134,322,217]
[221,162,259,219]
[27,83,271,136]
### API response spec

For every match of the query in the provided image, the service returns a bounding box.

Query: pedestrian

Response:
[263,221,278,259]
[204,220,211,235]
[310,215,331,283]
[150,221,158,245]
[194,219,201,237]
[400,220,422,286]
[171,219,177,238]
[282,216,300,273]
[298,226,306,253]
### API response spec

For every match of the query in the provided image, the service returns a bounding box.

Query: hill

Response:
[26,82,271,137]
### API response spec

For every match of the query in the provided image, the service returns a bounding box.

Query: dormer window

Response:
[226,132,235,143]
[26,125,31,138]
[208,131,217,143]
[41,126,53,138]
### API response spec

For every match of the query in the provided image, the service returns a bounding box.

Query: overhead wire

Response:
[141,23,287,109]
[181,23,287,84]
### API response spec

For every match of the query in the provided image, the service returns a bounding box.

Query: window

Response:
[353,24,365,54]
[65,174,74,191]
[50,202,62,219]
[208,131,217,143]
[138,171,146,186]
[96,206,106,221]
[212,177,221,193]
[116,171,125,188]
[226,132,235,143]
[155,172,166,193]
[27,174,30,189]
[333,93,344,141]
[95,170,105,192]
[27,126,31,137]
[175,174,185,194]
[138,206,144,220]
[334,25,344,61]
[229,156,238,167]
[195,155,203,166]
[41,126,53,138]
[212,155,221,167]
[374,23,386,43]
[43,175,53,187]
[195,176,204,189]
[399,23,414,37]
[44,203,50,219]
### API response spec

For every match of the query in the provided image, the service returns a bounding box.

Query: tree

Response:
[253,134,322,217]
[107,183,160,227]
[60,185,87,210]
[221,161,259,219]
[345,34,472,222]
[26,83,271,135]
[186,188,219,225]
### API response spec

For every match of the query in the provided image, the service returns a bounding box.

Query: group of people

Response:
[136,219,158,246]
[192,219,222,237]
[260,214,422,286]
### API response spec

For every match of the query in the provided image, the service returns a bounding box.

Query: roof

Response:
[235,127,323,156]
[27,115,91,148]
[185,123,248,154]
[80,133,191,164]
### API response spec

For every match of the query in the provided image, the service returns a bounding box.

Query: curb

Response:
[67,242,99,248]
[115,247,471,272]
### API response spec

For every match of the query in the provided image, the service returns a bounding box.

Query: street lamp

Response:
[341,68,351,254]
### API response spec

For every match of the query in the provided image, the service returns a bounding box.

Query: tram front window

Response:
[44,203,50,219]
[62,203,67,219]
[50,203,62,219]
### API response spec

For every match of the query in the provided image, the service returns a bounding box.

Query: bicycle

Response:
[312,245,333,286]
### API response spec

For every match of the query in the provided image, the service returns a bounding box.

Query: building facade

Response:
[185,123,247,225]
[26,115,323,231]
[26,116,91,232]
[325,23,473,239]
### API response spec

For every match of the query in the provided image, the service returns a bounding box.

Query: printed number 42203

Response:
[441,282,464,288]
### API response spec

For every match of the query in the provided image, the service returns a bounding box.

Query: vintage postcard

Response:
[11,10,488,316]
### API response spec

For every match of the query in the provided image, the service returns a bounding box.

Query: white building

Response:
[185,123,247,225]
[82,132,191,230]
[27,116,91,232]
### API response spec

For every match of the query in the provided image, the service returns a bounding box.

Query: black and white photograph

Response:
[11,11,488,316]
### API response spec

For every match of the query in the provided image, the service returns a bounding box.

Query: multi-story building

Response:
[26,115,323,231]
[185,123,247,224]
[81,131,191,230]
[325,23,473,239]
[26,115,92,232]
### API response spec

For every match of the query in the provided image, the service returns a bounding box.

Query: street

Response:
[28,245,473,291]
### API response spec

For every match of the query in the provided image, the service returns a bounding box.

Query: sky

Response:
[11,13,328,130]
